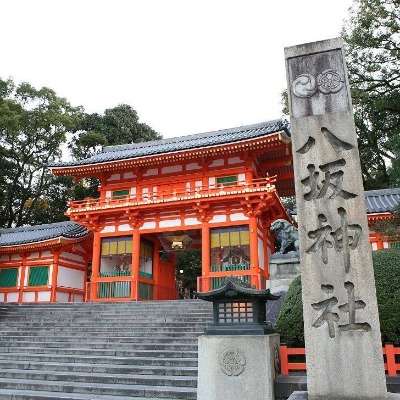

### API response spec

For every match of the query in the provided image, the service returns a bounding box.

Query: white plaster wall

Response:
[7,292,19,302]
[371,242,378,251]
[230,213,248,221]
[383,242,389,248]
[159,219,181,228]
[228,157,242,164]
[258,237,265,269]
[41,252,52,258]
[22,292,35,302]
[141,221,156,230]
[0,256,8,261]
[57,267,85,289]
[162,165,182,174]
[144,168,158,177]
[30,252,40,259]
[238,173,246,183]
[38,291,51,302]
[73,294,83,302]
[210,159,224,168]
[101,226,116,233]
[11,254,22,260]
[208,177,216,187]
[108,174,120,181]
[62,252,84,263]
[118,224,131,232]
[184,218,199,226]
[187,163,201,170]
[0,293,4,302]
[56,291,69,302]
[210,215,227,223]
[130,187,137,195]
[123,172,135,179]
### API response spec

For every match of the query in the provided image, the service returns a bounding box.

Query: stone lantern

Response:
[195,276,279,335]
[196,276,281,400]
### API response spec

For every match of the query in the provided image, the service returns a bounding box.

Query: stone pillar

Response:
[285,38,387,399]
[197,335,279,400]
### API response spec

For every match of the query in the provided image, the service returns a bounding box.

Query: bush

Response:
[274,275,304,347]
[274,248,400,346]
[373,248,400,345]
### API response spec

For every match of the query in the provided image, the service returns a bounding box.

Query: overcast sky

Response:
[2,0,353,139]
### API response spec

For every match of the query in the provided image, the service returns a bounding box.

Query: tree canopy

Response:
[0,78,161,228]
[342,0,400,189]
[70,104,161,160]
[0,78,81,227]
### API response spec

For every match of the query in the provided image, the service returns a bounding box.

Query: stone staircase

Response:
[0,300,213,399]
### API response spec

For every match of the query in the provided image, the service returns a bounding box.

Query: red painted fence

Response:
[280,344,400,376]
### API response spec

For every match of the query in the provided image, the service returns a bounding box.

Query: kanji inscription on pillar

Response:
[285,38,387,399]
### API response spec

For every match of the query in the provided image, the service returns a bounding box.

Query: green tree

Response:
[70,104,162,160]
[0,78,81,227]
[175,249,202,293]
[342,0,400,189]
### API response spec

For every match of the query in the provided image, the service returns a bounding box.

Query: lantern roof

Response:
[195,276,280,302]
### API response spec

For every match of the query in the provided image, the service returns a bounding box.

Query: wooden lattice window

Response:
[28,266,49,286]
[0,268,18,288]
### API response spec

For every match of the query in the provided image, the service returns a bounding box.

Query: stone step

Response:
[0,368,198,387]
[0,377,197,399]
[0,347,198,358]
[0,388,184,400]
[0,335,199,343]
[0,359,198,376]
[0,341,198,351]
[0,353,198,367]
[0,329,205,337]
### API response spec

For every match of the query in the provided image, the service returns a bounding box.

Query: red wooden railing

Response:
[280,344,400,376]
[67,176,277,213]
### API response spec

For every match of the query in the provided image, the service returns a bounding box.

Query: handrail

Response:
[67,176,277,212]
[279,344,400,376]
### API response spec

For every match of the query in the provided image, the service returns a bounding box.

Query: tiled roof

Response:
[364,188,400,214]
[50,119,290,167]
[0,221,90,247]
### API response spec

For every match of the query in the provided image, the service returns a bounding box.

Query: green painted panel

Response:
[139,282,154,300]
[112,189,129,198]
[390,242,400,248]
[0,268,18,288]
[28,266,49,286]
[139,271,153,280]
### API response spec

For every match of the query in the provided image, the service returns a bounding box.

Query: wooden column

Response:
[18,253,28,303]
[131,228,141,300]
[249,216,260,289]
[50,251,60,302]
[90,231,101,301]
[201,221,211,292]
[153,240,160,300]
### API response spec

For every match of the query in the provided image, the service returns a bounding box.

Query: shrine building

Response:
[0,120,399,303]
[0,222,92,303]
[49,119,294,302]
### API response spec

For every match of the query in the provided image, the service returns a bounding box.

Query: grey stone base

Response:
[197,334,279,400]
[288,391,400,399]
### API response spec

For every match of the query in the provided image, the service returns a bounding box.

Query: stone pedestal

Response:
[268,253,300,292]
[197,334,279,400]
[288,392,400,399]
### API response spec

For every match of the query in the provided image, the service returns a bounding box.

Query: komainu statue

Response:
[270,219,299,254]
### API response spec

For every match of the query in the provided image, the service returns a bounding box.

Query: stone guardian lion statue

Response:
[270,219,300,254]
